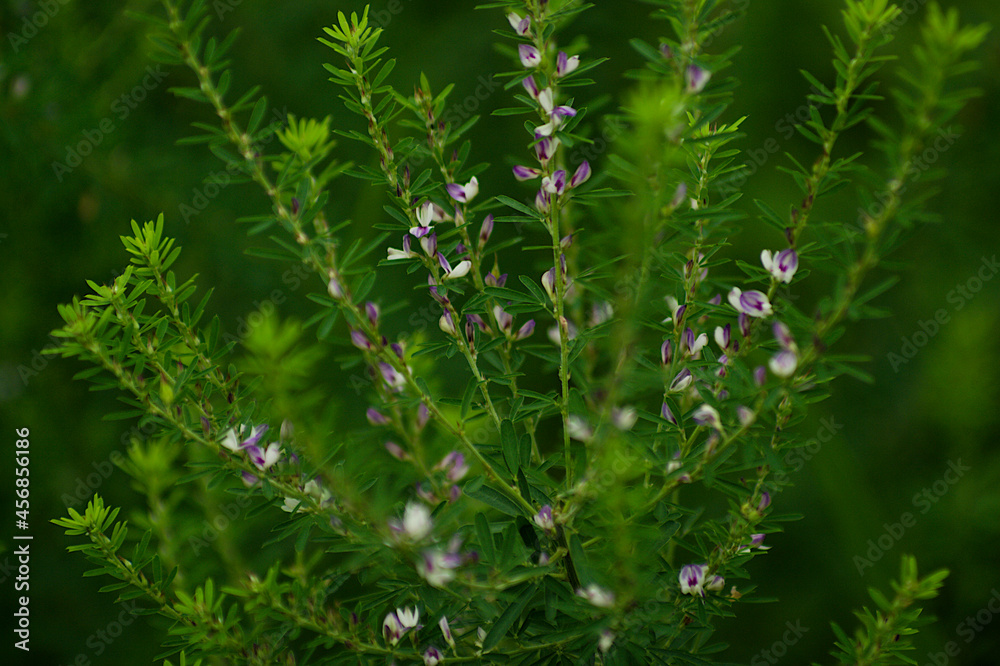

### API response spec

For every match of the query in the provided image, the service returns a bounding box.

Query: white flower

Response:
[396,606,420,629]
[220,428,240,452]
[417,549,458,587]
[769,350,798,378]
[577,583,615,608]
[402,502,433,541]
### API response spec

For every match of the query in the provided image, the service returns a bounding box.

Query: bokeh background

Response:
[2,0,999,664]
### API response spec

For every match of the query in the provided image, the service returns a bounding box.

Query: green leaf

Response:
[500,418,519,476]
[465,484,523,517]
[482,583,537,652]
[476,512,495,564]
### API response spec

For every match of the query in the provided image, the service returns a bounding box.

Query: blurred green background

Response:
[2,0,998,664]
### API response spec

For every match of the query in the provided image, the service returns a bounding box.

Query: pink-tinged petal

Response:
[513,165,542,181]
[437,252,453,273]
[518,44,541,68]
[446,182,467,202]
[714,324,731,350]
[774,248,798,283]
[739,290,773,318]
[420,232,437,257]
[506,12,530,35]
[515,319,535,340]
[541,267,557,300]
[478,214,494,247]
[327,277,345,300]
[773,321,796,350]
[494,305,513,333]
[552,105,577,120]
[692,404,721,430]
[679,564,708,596]
[670,182,688,208]
[769,349,798,378]
[661,340,673,365]
[522,75,539,98]
[661,402,677,424]
[439,312,456,335]
[669,368,692,392]
[350,330,371,351]
[569,161,591,188]
[367,407,389,426]
[534,136,558,162]
[542,170,567,195]
[686,64,711,93]
[365,301,380,326]
[557,51,580,77]
[535,188,550,213]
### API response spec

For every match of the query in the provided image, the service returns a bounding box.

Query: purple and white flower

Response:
[417,548,460,587]
[567,415,593,442]
[518,44,541,68]
[246,442,282,470]
[423,647,443,666]
[446,176,479,203]
[533,504,556,533]
[387,234,417,260]
[439,616,456,649]
[728,287,773,318]
[612,406,638,431]
[692,404,722,431]
[769,349,798,378]
[435,451,469,482]
[686,65,711,93]
[513,165,542,181]
[507,12,530,35]
[410,201,436,237]
[542,169,567,195]
[569,160,591,188]
[679,563,708,596]
[383,611,404,645]
[669,368,693,392]
[577,584,615,608]
[437,252,472,280]
[761,248,798,284]
[714,324,731,351]
[389,501,433,542]
[556,51,580,77]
